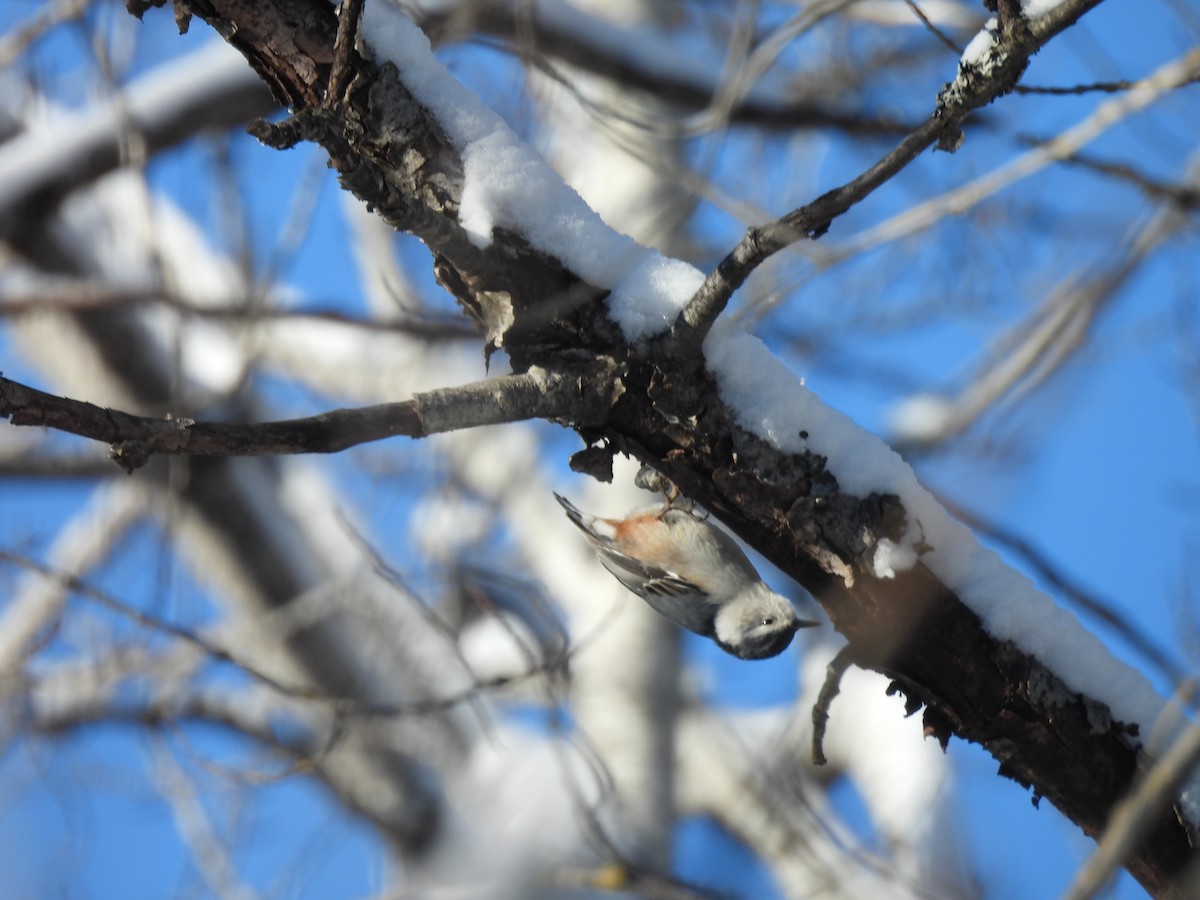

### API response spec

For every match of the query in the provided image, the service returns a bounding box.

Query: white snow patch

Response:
[872,539,918,579]
[360,2,708,343]
[961,2,1060,68]
[961,17,998,67]
[703,327,901,496]
[607,252,706,341]
[456,126,639,281]
[361,3,625,270]
[1022,0,1064,17]
[888,393,955,444]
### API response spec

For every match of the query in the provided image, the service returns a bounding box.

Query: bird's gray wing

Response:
[591,544,715,636]
[590,541,694,595]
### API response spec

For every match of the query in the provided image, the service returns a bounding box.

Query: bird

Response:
[553,493,819,659]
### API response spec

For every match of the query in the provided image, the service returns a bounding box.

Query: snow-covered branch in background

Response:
[0,40,273,233]
[412,0,921,136]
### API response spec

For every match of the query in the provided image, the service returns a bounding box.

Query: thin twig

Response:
[0,550,577,720]
[0,549,320,701]
[812,645,856,766]
[672,0,1115,349]
[0,286,475,339]
[1015,140,1200,208]
[793,46,1200,281]
[0,367,591,472]
[674,116,942,351]
[903,0,962,54]
[1015,78,1167,95]
[326,0,365,108]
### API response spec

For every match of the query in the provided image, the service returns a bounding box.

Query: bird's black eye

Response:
[762,617,775,627]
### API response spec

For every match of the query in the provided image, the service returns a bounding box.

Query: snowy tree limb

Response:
[0,41,273,235]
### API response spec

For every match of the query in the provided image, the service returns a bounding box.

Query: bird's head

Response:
[713,584,819,660]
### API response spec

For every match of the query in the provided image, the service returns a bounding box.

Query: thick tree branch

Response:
[0,367,610,472]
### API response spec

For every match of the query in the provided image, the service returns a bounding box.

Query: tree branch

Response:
[0,367,608,472]
[671,0,1110,349]
[0,41,274,236]
[417,0,917,136]
[1066,717,1200,899]
[671,118,943,351]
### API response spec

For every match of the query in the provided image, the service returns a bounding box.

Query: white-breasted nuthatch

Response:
[554,493,819,660]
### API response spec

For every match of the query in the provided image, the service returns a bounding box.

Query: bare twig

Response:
[0,285,475,339]
[1015,78,1177,95]
[1,550,574,720]
[1021,143,1200,208]
[903,0,963,54]
[673,117,943,350]
[0,483,144,670]
[0,366,603,472]
[812,645,856,766]
[325,0,364,108]
[0,549,321,701]
[672,0,1115,349]
[889,152,1197,450]
[793,46,1200,285]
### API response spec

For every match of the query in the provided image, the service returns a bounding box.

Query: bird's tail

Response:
[553,492,591,533]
